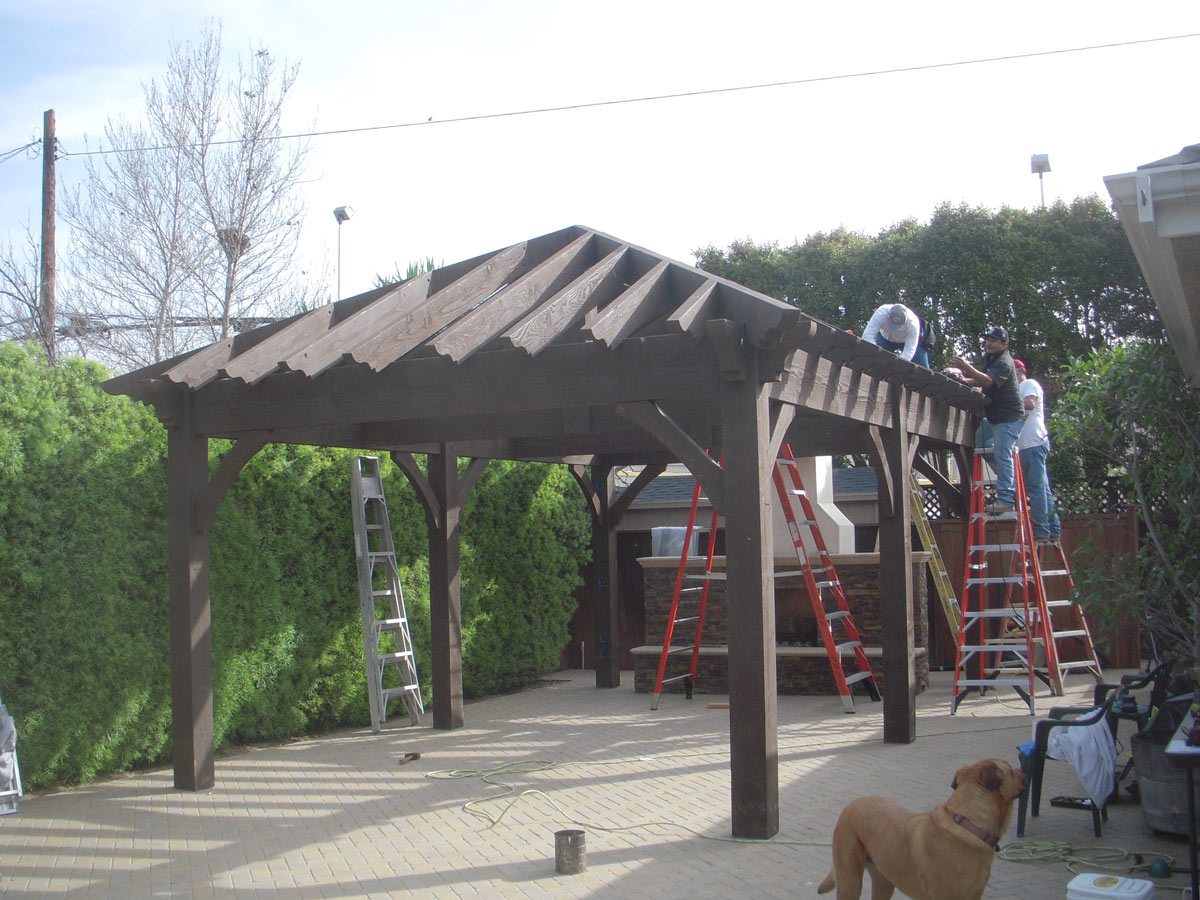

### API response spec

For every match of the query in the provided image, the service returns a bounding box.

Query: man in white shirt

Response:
[1014,359,1062,545]
[861,302,929,368]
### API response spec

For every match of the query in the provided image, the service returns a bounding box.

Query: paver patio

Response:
[0,669,1191,898]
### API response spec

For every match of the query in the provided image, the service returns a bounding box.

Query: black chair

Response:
[1093,659,1175,732]
[1017,694,1117,838]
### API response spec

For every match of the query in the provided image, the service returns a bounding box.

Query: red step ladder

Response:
[650,446,880,713]
[1031,542,1103,685]
[951,446,1047,715]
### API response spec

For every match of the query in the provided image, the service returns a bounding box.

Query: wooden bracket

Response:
[616,401,724,513]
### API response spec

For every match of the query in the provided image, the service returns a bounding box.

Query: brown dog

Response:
[817,758,1027,900]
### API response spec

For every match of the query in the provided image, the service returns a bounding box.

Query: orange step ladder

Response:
[1031,542,1103,685]
[650,446,880,713]
[951,446,1048,715]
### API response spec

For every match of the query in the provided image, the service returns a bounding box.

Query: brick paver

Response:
[0,671,1192,897]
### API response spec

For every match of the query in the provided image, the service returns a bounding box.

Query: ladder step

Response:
[1059,660,1102,670]
[687,573,726,581]
[1045,600,1074,608]
[966,576,1030,586]
[1040,569,1070,577]
[969,543,1024,553]
[965,609,1026,619]
[1052,630,1088,639]
[956,678,1029,687]
[680,587,704,594]
[844,671,875,686]
[381,685,420,700]
[673,616,700,625]
[814,580,837,590]
[835,640,861,655]
[375,617,407,631]
[826,610,851,622]
[379,650,414,663]
[661,673,691,685]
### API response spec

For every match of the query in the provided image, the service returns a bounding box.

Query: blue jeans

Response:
[975,419,1023,505]
[873,334,930,369]
[1019,442,1062,540]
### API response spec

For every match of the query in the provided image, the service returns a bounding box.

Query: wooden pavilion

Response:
[104,225,983,838]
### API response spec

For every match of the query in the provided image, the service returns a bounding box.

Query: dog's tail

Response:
[817,872,835,894]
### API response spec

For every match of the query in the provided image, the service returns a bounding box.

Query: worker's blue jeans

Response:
[976,419,1022,506]
[1019,441,1062,540]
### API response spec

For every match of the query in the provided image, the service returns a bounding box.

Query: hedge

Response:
[0,342,589,789]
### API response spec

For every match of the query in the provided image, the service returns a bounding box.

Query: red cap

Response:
[1013,358,1026,372]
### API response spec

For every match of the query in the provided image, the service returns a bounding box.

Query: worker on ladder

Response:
[951,326,1024,514]
[1014,358,1063,547]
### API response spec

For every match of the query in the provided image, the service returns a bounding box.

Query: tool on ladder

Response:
[951,446,1045,715]
[650,446,880,713]
[910,474,962,634]
[351,456,424,732]
[0,693,21,816]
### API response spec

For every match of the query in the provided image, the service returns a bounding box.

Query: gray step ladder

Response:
[0,693,22,815]
[351,456,423,732]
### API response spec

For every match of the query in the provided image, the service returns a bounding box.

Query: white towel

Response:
[0,710,15,793]
[1045,717,1116,806]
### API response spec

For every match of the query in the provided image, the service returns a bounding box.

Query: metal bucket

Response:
[554,829,586,875]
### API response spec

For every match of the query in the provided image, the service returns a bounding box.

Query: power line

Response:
[58,31,1200,159]
[0,140,40,166]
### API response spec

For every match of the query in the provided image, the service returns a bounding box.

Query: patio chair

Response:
[1092,658,1175,732]
[1016,694,1117,838]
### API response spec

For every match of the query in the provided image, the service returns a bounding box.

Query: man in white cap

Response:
[861,302,929,367]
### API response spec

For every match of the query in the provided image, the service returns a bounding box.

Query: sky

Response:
[2,0,1198,305]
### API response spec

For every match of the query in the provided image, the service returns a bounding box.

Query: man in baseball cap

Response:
[951,327,1023,514]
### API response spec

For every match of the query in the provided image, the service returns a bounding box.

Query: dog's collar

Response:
[948,811,1001,851]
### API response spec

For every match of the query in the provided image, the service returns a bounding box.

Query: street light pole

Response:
[333,206,354,300]
[1030,154,1051,210]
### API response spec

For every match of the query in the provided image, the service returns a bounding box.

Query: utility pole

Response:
[40,109,57,364]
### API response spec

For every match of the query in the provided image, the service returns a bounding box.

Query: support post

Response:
[166,398,214,790]
[875,392,917,743]
[720,358,779,839]
[427,449,465,730]
[590,464,621,687]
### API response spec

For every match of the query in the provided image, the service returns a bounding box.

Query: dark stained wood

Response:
[501,244,629,355]
[166,398,215,790]
[874,389,917,744]
[719,348,779,840]
[569,463,622,687]
[585,260,671,348]
[194,433,268,533]
[430,232,595,363]
[614,401,725,513]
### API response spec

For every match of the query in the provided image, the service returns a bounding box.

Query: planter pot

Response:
[1131,731,1200,835]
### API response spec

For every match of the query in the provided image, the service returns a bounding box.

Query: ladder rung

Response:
[660,673,691,685]
[969,543,1023,552]
[844,671,874,686]
[789,489,809,497]
[375,617,407,630]
[835,640,861,655]
[965,609,1025,619]
[371,589,397,598]
[673,616,700,625]
[814,580,837,590]
[826,610,850,621]
[1045,600,1074,609]
[956,678,1029,687]
[1052,630,1088,639]
[966,576,1030,586]
[381,685,419,699]
[687,573,726,581]
[959,643,1026,652]
[1040,569,1070,577]
[379,650,414,662]
[680,587,704,594]
[1059,660,1101,670]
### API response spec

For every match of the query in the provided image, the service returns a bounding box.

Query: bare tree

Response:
[61,23,319,371]
[0,226,47,354]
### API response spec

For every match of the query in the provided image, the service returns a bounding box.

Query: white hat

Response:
[888,304,907,326]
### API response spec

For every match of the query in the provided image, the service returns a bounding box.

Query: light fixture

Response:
[333,206,354,300]
[1030,154,1051,209]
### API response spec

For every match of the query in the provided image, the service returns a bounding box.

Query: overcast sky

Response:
[2,0,1197,304]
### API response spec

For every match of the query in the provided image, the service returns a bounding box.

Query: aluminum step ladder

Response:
[350,456,423,732]
[951,446,1049,715]
[0,693,21,816]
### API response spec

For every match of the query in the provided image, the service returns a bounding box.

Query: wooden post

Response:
[39,109,56,364]
[427,448,466,730]
[166,398,214,790]
[589,463,621,688]
[720,359,779,839]
[876,391,917,743]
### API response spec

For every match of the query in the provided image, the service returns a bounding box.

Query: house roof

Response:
[627,467,879,507]
[104,225,982,463]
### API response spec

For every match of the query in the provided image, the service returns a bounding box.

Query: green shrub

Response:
[0,342,591,788]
